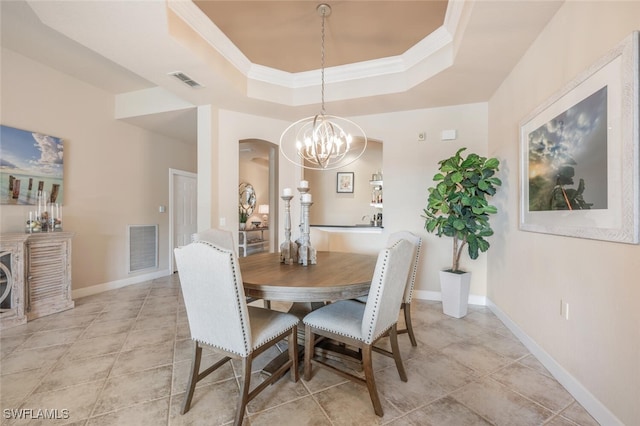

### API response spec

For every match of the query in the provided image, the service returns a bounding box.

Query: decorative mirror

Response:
[239,182,256,216]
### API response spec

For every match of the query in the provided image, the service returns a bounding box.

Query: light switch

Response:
[441,129,457,141]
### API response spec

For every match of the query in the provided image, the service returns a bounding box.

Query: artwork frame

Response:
[336,172,354,193]
[519,32,639,244]
[0,125,64,205]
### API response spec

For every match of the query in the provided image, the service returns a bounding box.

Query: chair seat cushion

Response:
[248,306,299,350]
[303,300,366,342]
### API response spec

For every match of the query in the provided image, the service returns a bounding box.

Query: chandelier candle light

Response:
[279,3,367,170]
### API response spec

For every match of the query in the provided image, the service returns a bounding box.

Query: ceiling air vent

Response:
[169,71,202,88]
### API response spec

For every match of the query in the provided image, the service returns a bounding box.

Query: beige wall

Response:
[307,141,383,226]
[0,48,197,291]
[488,2,640,424]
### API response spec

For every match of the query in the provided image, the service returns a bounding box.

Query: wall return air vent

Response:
[128,225,158,273]
[169,71,202,88]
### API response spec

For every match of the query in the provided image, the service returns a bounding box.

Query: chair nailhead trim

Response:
[406,240,422,302]
[194,241,250,355]
[365,249,389,342]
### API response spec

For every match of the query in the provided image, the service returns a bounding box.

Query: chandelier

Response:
[279,3,367,170]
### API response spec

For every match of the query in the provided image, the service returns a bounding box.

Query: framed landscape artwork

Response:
[0,125,64,205]
[519,31,639,244]
[336,172,354,193]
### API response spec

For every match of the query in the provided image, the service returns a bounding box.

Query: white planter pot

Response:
[439,270,471,318]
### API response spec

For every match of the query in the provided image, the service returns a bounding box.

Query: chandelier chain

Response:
[320,6,326,115]
[278,3,367,170]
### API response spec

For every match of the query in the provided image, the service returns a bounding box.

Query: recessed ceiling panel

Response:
[193,1,447,73]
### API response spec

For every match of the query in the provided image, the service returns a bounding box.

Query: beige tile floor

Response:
[1,274,600,425]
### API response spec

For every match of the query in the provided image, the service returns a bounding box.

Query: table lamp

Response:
[258,204,269,227]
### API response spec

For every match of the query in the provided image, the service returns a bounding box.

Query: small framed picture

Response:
[336,172,354,193]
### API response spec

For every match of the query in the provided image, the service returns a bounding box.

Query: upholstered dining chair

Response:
[191,228,235,252]
[356,231,422,346]
[302,239,414,417]
[192,228,271,308]
[174,240,299,426]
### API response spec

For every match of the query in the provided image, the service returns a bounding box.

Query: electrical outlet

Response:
[219,217,226,227]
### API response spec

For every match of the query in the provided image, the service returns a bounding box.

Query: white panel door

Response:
[171,170,197,272]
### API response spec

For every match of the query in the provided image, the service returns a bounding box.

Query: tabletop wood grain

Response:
[239,251,377,302]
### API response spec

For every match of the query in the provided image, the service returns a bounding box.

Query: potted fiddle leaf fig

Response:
[422,147,502,318]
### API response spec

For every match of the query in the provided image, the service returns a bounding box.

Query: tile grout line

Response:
[4,303,110,423]
[85,287,154,422]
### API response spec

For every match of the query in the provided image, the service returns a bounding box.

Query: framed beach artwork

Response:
[0,125,64,205]
[519,32,639,244]
[336,172,354,193]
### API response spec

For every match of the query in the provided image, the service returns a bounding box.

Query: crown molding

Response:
[167,0,464,99]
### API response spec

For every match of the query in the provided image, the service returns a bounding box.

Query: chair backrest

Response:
[191,228,235,253]
[387,231,422,303]
[174,241,252,357]
[361,239,414,344]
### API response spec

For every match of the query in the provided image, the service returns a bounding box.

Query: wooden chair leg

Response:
[181,341,203,414]
[303,324,314,381]
[362,344,384,417]
[389,325,407,382]
[235,356,252,426]
[403,303,417,346]
[289,326,299,382]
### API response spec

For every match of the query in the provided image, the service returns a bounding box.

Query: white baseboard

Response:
[413,290,486,306]
[486,300,622,426]
[72,269,171,299]
[413,292,621,424]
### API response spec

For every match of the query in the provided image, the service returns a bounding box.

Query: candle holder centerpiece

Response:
[25,190,62,233]
[279,190,298,264]
[298,185,316,266]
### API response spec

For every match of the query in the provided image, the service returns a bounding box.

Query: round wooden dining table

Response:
[238,251,377,303]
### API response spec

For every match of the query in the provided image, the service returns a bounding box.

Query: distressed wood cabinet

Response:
[0,232,74,328]
[0,234,30,328]
[25,232,74,320]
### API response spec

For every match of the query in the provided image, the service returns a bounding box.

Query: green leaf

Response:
[451,171,463,183]
[453,219,466,230]
[484,205,498,214]
[485,157,500,169]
